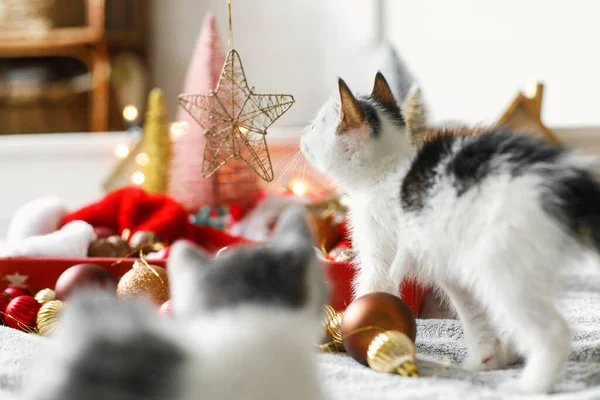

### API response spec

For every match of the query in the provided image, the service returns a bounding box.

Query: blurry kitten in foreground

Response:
[21,208,328,400]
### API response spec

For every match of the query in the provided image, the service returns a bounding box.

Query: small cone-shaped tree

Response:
[169,12,260,212]
[402,84,428,147]
[141,88,171,193]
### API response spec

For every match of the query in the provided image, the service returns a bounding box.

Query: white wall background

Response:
[3,1,600,236]
[151,0,600,129]
[151,0,383,128]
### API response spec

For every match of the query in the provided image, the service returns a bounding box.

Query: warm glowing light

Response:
[115,144,130,159]
[170,121,188,140]
[136,152,149,166]
[123,105,139,122]
[238,125,249,134]
[339,195,350,208]
[132,171,145,185]
[291,181,306,196]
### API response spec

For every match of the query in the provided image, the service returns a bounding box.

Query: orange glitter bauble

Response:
[341,292,417,366]
[116,261,170,305]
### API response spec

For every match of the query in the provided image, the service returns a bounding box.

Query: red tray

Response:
[0,256,428,316]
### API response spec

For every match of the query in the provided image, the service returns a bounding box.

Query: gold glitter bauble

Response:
[367,330,418,377]
[116,261,169,304]
[34,288,55,304]
[322,305,345,351]
[37,300,65,336]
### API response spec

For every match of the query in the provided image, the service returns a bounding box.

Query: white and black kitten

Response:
[301,73,600,393]
[20,208,328,400]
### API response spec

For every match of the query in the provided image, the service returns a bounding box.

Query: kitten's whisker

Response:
[301,157,307,185]
[287,152,304,187]
[272,148,298,171]
[276,151,301,188]
[283,153,302,187]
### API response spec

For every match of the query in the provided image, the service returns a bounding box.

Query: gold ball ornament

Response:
[341,292,417,366]
[306,213,340,253]
[88,235,131,258]
[116,261,170,305]
[34,288,55,304]
[321,305,345,351]
[128,231,164,255]
[37,300,65,336]
[367,330,419,377]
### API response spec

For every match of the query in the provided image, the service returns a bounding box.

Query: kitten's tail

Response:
[558,159,600,253]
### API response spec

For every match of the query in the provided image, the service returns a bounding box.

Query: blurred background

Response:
[1,0,600,232]
[2,0,600,134]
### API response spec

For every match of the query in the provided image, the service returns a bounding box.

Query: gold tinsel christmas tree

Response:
[141,88,171,193]
[402,84,428,146]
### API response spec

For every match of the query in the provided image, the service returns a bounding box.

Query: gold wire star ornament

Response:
[178,0,295,182]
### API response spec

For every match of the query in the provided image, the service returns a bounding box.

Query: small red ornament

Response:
[159,299,172,317]
[4,287,32,299]
[55,264,118,301]
[4,296,41,331]
[215,246,231,258]
[93,226,115,239]
[0,293,10,320]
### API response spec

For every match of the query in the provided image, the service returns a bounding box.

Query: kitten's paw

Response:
[497,377,553,394]
[462,352,498,372]
[499,339,521,366]
[463,339,519,372]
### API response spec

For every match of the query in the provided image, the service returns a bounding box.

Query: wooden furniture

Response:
[0,0,109,132]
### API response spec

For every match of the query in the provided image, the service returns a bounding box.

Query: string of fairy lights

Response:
[114,105,188,186]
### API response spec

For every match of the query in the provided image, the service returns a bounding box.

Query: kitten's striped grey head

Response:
[168,207,328,320]
[301,73,411,184]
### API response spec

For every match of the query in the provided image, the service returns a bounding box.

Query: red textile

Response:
[51,186,430,315]
[60,187,250,253]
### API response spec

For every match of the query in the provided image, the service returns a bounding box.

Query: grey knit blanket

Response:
[2,264,600,399]
[319,262,600,399]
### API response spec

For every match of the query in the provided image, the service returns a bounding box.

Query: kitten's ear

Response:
[167,240,211,317]
[338,78,365,132]
[168,240,211,274]
[371,72,395,104]
[272,207,314,250]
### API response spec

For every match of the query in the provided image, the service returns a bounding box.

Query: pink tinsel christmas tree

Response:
[169,12,260,212]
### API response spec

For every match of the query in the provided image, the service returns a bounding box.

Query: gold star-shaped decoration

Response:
[4,272,28,288]
[179,49,295,182]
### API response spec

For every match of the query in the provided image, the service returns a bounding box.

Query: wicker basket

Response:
[0,75,89,134]
[0,0,58,34]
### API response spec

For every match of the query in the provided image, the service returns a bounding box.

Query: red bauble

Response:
[55,264,118,301]
[0,293,10,322]
[4,287,32,299]
[5,296,41,331]
[159,299,172,317]
[341,292,417,366]
[93,226,115,239]
[215,246,230,257]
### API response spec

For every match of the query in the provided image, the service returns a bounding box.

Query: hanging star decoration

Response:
[179,49,295,182]
[5,272,28,288]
